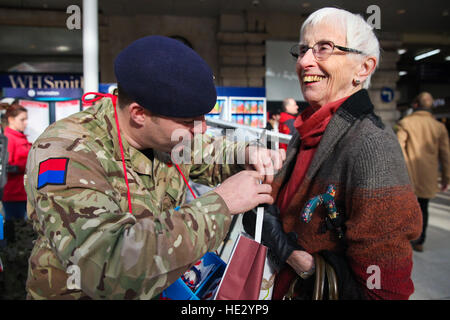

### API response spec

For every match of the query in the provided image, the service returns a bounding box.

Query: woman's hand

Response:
[287,250,315,275]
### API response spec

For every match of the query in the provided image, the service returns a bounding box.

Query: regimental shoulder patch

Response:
[37,158,69,189]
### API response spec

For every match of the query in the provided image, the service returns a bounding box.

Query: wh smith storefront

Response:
[1,73,116,142]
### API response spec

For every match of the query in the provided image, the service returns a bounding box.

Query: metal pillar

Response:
[82,0,99,93]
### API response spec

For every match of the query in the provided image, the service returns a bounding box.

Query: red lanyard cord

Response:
[82,92,132,214]
[174,163,197,199]
[81,93,196,214]
[82,92,117,107]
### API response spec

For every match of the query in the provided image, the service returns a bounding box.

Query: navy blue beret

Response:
[114,35,217,118]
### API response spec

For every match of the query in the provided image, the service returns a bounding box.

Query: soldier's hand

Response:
[214,170,274,215]
[245,145,286,184]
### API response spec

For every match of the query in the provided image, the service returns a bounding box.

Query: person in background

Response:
[397,92,450,252]
[279,98,299,151]
[441,118,450,137]
[266,109,281,131]
[0,102,10,131]
[265,109,281,150]
[404,96,418,119]
[2,103,31,238]
[0,102,35,300]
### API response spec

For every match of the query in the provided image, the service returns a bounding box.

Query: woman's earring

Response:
[353,79,361,86]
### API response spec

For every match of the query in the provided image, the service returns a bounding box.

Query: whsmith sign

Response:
[0,73,83,89]
[3,88,83,99]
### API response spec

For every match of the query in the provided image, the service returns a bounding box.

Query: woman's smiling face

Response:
[297,22,362,108]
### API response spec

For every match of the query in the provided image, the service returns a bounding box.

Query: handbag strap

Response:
[325,262,339,300]
[282,253,339,300]
[312,253,339,300]
[312,253,325,300]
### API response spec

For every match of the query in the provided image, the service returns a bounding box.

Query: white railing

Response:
[205,118,292,145]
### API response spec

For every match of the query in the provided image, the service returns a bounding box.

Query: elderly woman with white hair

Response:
[245,7,422,300]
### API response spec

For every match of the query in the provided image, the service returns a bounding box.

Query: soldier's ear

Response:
[128,103,147,126]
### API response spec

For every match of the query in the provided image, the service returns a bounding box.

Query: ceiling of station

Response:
[0,0,448,34]
[0,0,449,73]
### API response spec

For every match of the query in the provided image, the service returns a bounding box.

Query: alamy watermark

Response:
[66,5,81,30]
[169,123,280,167]
[66,264,81,290]
[66,261,381,291]
[366,265,381,290]
[366,5,381,30]
[65,5,381,31]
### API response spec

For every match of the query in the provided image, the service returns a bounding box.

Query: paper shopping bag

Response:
[214,207,267,300]
[214,234,267,300]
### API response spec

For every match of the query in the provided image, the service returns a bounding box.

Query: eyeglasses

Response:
[290,40,365,61]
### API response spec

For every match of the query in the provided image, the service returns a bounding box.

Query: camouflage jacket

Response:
[25,98,246,300]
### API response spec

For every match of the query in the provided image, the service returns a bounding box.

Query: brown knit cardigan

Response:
[271,89,422,300]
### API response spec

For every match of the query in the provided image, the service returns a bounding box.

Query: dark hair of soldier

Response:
[117,84,135,109]
[117,83,160,124]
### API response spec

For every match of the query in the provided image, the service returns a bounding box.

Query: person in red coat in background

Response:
[279,98,299,151]
[2,103,31,238]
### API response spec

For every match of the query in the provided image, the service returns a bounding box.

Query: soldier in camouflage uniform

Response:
[24,36,284,299]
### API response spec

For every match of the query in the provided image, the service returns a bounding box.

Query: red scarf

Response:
[277,95,350,222]
[273,95,349,300]
[82,92,197,216]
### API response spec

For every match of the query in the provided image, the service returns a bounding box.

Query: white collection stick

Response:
[255,206,264,243]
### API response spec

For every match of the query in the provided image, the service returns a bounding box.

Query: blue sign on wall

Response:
[381,87,395,103]
[3,87,83,100]
[99,83,117,94]
[216,87,266,98]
